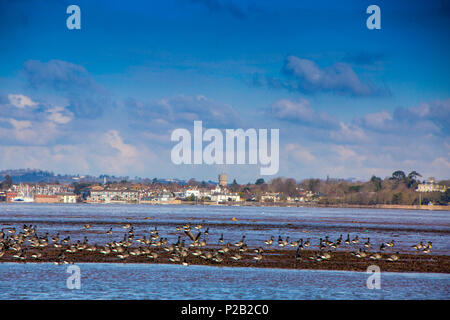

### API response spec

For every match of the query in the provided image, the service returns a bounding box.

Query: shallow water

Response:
[0,262,448,300]
[0,204,449,300]
[0,203,449,254]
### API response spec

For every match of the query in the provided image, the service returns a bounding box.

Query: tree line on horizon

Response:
[1,170,449,206]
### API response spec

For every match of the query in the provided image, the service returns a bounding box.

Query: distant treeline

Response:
[2,170,449,206]
[188,171,449,205]
[297,171,449,206]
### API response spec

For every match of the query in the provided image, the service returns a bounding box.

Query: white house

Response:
[184,189,200,199]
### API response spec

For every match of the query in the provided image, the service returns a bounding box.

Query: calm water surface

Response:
[0,203,448,253]
[0,263,449,300]
[0,204,449,300]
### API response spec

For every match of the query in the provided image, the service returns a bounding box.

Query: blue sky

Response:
[0,0,449,182]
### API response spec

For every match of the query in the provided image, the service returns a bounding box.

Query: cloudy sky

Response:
[0,0,449,182]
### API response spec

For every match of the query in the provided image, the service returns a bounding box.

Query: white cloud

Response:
[46,106,73,124]
[332,145,366,163]
[270,98,338,129]
[9,119,32,130]
[104,130,139,159]
[8,94,37,108]
[285,143,316,162]
[431,157,450,171]
[362,110,392,129]
[330,122,367,143]
[281,56,385,96]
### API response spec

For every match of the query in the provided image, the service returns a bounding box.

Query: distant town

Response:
[0,169,448,209]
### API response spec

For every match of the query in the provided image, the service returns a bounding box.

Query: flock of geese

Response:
[0,223,433,267]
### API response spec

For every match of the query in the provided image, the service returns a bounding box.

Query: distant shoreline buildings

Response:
[0,176,315,205]
[0,171,448,207]
[416,178,447,193]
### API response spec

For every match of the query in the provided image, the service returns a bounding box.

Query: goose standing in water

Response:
[239,243,248,252]
[174,236,181,247]
[253,247,263,254]
[51,233,60,243]
[279,236,289,247]
[304,239,311,247]
[423,242,432,253]
[294,245,302,267]
[106,228,113,235]
[364,238,371,248]
[212,254,223,263]
[320,251,331,260]
[200,252,213,260]
[319,238,326,250]
[296,239,304,251]
[344,234,350,245]
[290,238,301,247]
[198,237,207,247]
[100,245,111,255]
[253,251,263,262]
[62,236,71,244]
[412,242,423,251]
[234,235,246,247]
[230,252,242,261]
[147,252,158,260]
[354,248,367,258]
[218,243,230,254]
[277,235,283,246]
[387,252,399,262]
[370,252,382,260]
[117,251,130,259]
[31,252,42,259]
[264,235,274,246]
[218,233,224,244]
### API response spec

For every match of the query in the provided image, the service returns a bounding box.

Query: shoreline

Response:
[1,201,449,211]
[0,219,448,235]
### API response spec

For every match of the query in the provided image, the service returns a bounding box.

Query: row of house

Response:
[0,191,78,203]
[87,187,140,204]
[416,178,447,193]
[1,180,318,205]
[84,185,242,204]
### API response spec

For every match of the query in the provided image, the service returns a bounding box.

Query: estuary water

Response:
[0,203,448,254]
[0,262,448,300]
[0,203,449,299]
